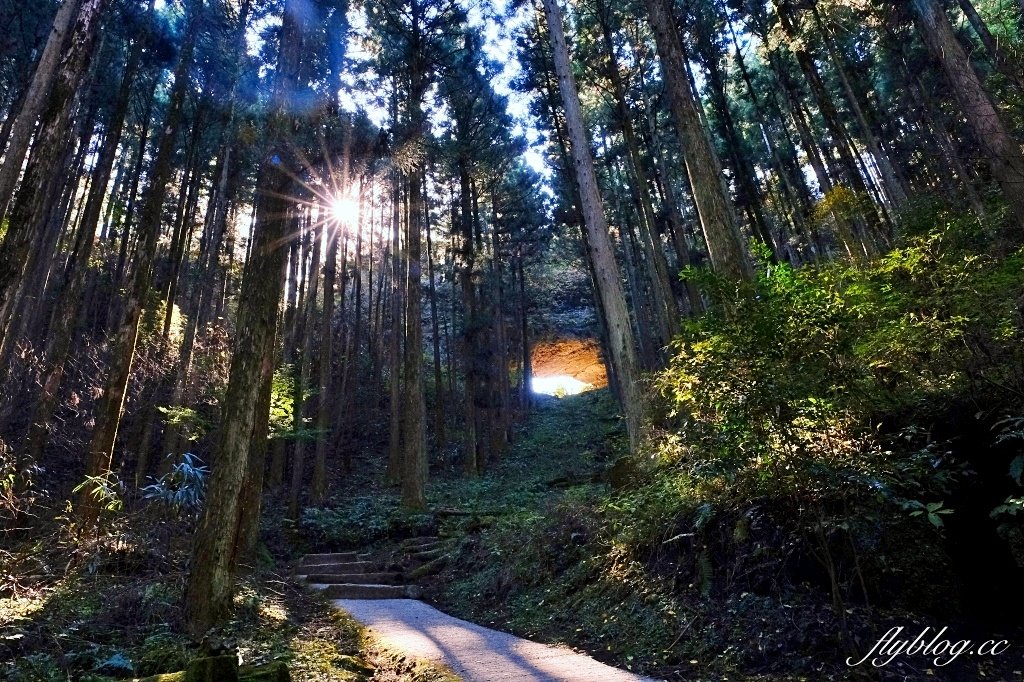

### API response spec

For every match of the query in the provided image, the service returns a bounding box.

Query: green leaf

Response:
[1009,456,1023,485]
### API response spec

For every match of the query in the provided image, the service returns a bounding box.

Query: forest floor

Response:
[0,533,455,680]
[299,388,667,677]
[302,379,1024,681]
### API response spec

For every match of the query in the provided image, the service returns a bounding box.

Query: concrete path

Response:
[334,598,660,682]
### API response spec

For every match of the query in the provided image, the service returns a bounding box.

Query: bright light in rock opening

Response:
[329,197,359,224]
[531,375,593,397]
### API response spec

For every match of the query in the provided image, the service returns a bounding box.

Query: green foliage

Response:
[0,439,43,528]
[141,453,208,518]
[994,415,1024,485]
[990,415,1024,566]
[439,215,1024,677]
[902,499,953,528]
[269,367,296,438]
[267,366,320,442]
[157,406,211,444]
[990,496,1024,519]
[445,491,678,671]
[300,496,434,549]
[72,472,125,514]
[93,652,134,676]
[812,184,874,226]
[658,221,1024,503]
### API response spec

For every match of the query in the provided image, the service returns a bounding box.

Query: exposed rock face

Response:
[531,338,608,389]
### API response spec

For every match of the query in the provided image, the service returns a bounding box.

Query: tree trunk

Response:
[25,24,145,459]
[692,19,775,255]
[516,253,531,412]
[489,188,511,453]
[636,84,704,311]
[596,0,678,347]
[641,0,751,281]
[386,172,403,484]
[78,6,197,525]
[0,0,109,351]
[457,158,480,475]
[602,142,658,369]
[774,1,884,255]
[184,0,303,635]
[425,176,445,449]
[103,73,157,331]
[0,99,93,375]
[401,35,428,506]
[161,112,208,339]
[289,212,320,518]
[540,0,644,451]
[312,204,339,504]
[162,141,240,462]
[911,0,1024,230]
[0,0,83,222]
[954,0,1023,89]
[811,4,908,215]
[726,15,814,257]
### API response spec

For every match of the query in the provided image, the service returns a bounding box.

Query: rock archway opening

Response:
[530,338,608,396]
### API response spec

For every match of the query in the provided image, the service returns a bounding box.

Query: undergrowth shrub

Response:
[436,209,1024,678]
[301,495,435,549]
[621,217,1024,627]
[658,219,1022,498]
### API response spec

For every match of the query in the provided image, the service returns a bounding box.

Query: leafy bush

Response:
[301,496,435,549]
[156,406,211,445]
[141,452,208,518]
[597,218,1024,639]
[268,366,320,442]
[432,206,1024,678]
[72,472,125,515]
[659,222,1023,501]
[0,439,44,533]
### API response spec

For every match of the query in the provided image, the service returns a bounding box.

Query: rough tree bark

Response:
[78,4,198,525]
[26,6,150,460]
[311,204,339,504]
[0,0,83,222]
[954,0,1023,90]
[595,0,678,346]
[911,0,1024,230]
[289,214,321,519]
[183,0,301,636]
[0,0,109,352]
[641,0,751,281]
[539,0,644,451]
[386,171,404,483]
[425,175,445,449]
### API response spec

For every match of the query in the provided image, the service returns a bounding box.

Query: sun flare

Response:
[328,197,359,224]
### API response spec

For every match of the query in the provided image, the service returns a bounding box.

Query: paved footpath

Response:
[334,598,661,682]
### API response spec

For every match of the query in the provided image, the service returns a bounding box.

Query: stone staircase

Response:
[298,536,443,600]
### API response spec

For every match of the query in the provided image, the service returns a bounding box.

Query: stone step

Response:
[403,544,440,556]
[299,560,375,574]
[301,552,369,565]
[303,572,403,585]
[400,536,439,549]
[314,583,410,599]
[404,541,443,554]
